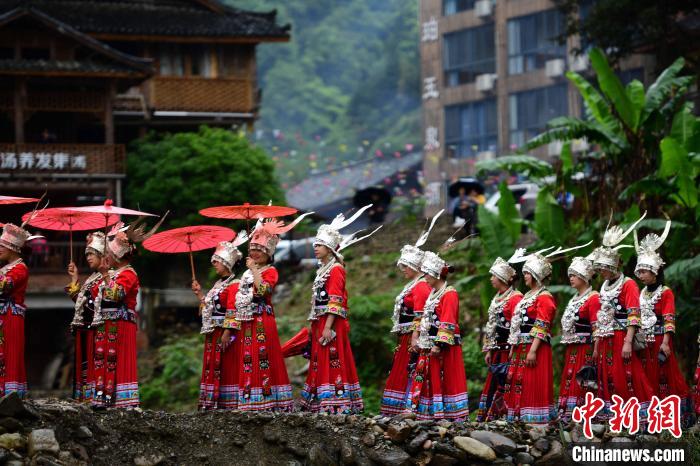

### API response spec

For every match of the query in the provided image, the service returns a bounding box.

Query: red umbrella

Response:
[61,200,158,254]
[142,225,235,281]
[21,208,120,262]
[282,327,310,358]
[0,195,40,205]
[199,203,297,231]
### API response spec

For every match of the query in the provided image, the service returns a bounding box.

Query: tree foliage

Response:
[227,0,421,183]
[126,126,285,228]
[554,0,700,74]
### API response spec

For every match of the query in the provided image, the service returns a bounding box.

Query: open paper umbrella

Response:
[62,200,157,252]
[21,208,120,262]
[199,203,298,232]
[142,225,236,281]
[0,195,41,205]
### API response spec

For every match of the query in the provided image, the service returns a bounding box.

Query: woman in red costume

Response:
[634,220,690,419]
[503,247,563,425]
[301,205,379,414]
[407,250,468,421]
[92,217,163,408]
[224,216,309,411]
[66,232,107,402]
[557,255,600,423]
[476,256,522,422]
[0,222,37,398]
[379,210,441,415]
[592,213,654,420]
[192,232,247,410]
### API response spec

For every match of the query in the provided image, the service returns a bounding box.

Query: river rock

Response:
[428,453,458,466]
[535,440,563,466]
[0,433,25,450]
[28,429,60,457]
[533,438,550,453]
[133,454,165,466]
[408,432,430,452]
[453,436,497,462]
[528,427,546,442]
[367,448,412,466]
[361,432,376,447]
[470,430,518,455]
[516,451,535,464]
[0,393,35,419]
[387,422,411,443]
[308,445,334,466]
[0,418,22,433]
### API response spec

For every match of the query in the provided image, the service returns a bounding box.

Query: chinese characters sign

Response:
[0,151,87,171]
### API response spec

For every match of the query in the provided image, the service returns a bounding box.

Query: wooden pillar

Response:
[14,78,25,143]
[105,80,115,144]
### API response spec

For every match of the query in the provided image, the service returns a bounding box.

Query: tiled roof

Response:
[0,0,290,38]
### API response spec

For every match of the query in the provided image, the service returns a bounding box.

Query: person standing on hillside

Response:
[379,211,441,415]
[634,220,691,421]
[301,205,380,414]
[92,216,164,408]
[556,255,600,423]
[476,256,522,422]
[0,222,37,399]
[406,250,468,421]
[224,215,310,411]
[66,232,107,402]
[192,233,247,410]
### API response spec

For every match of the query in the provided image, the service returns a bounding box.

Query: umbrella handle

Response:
[187,234,196,282]
[69,227,73,264]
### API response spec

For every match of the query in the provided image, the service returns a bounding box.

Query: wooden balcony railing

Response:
[149,76,256,113]
[0,143,125,175]
[25,241,88,274]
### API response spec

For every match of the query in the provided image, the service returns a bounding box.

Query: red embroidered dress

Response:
[639,286,690,414]
[0,259,28,398]
[594,276,654,419]
[557,289,600,422]
[503,288,556,425]
[198,276,240,410]
[225,267,292,411]
[476,288,522,422]
[407,285,468,421]
[380,278,431,415]
[92,266,140,408]
[66,273,102,402]
[301,263,363,414]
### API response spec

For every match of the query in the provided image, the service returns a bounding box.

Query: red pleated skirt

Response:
[557,343,595,423]
[300,315,363,414]
[74,327,95,402]
[236,312,293,411]
[505,342,555,425]
[476,348,509,422]
[407,345,468,421]
[199,327,240,410]
[0,312,27,398]
[595,331,654,420]
[643,337,690,399]
[93,320,139,408]
[380,333,413,416]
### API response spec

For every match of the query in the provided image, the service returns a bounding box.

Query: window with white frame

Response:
[507,9,566,75]
[443,24,495,86]
[445,99,498,158]
[509,84,568,148]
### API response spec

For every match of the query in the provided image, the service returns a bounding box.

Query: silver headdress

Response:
[211,230,249,272]
[397,209,444,271]
[592,211,646,272]
[634,218,671,276]
[510,242,593,284]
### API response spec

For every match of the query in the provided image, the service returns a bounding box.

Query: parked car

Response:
[484,183,540,220]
